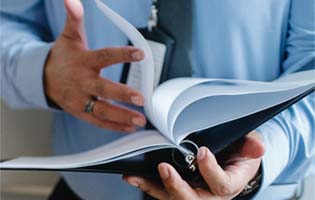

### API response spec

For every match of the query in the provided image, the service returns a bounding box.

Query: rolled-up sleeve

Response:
[0,0,53,109]
[256,93,314,193]
[254,0,315,196]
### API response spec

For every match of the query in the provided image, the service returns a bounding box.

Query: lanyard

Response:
[148,0,158,31]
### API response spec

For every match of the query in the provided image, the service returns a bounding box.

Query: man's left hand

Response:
[124,131,265,200]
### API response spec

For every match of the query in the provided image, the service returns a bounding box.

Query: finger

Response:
[223,148,262,196]
[79,112,136,133]
[123,176,169,200]
[85,46,144,68]
[158,163,198,200]
[64,0,83,21]
[63,0,86,42]
[67,95,137,132]
[240,131,265,158]
[93,100,146,127]
[197,147,233,196]
[85,78,144,106]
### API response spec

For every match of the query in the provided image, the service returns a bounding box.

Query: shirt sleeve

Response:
[254,0,315,195]
[0,0,54,109]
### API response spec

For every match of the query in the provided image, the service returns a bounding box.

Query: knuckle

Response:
[121,92,132,103]
[113,108,132,124]
[125,113,134,124]
[122,47,132,60]
[83,80,95,93]
[100,49,113,60]
[103,120,127,132]
[94,80,107,97]
[95,52,106,66]
[90,49,112,67]
[213,183,233,196]
[117,86,132,102]
[96,102,111,117]
[116,91,127,102]
[97,107,108,118]
[166,179,182,192]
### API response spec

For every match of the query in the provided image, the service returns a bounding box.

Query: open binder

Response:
[1,0,314,186]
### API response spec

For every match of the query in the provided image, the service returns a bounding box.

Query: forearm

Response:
[255,91,314,196]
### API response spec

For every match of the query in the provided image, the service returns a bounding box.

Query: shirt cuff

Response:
[15,41,54,109]
[253,118,290,197]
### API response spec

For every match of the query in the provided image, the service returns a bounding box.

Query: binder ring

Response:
[171,140,199,172]
[180,140,199,155]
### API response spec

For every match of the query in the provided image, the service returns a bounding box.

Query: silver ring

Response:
[84,99,96,113]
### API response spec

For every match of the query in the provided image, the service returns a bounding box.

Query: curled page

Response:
[151,70,315,142]
[94,0,155,122]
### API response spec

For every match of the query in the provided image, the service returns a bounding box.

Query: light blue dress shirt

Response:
[1,0,314,199]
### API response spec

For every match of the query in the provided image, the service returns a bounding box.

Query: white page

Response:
[94,0,155,121]
[151,78,211,138]
[127,40,167,91]
[155,71,314,141]
[276,70,315,83]
[168,78,314,140]
[0,130,175,169]
[151,74,313,140]
[171,82,314,143]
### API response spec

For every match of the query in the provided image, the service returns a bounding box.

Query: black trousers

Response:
[48,179,82,200]
[48,179,156,200]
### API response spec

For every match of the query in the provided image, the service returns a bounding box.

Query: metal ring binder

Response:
[171,140,199,172]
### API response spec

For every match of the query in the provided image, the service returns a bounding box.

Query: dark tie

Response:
[143,1,192,199]
[158,0,192,81]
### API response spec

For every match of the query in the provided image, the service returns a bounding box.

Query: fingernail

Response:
[198,148,206,160]
[159,165,169,180]
[131,96,144,106]
[131,50,144,61]
[132,117,145,127]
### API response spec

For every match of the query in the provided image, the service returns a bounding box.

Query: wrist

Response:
[43,48,62,109]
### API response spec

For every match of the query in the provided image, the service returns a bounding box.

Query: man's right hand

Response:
[45,0,146,133]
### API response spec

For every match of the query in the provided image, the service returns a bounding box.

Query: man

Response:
[0,0,314,199]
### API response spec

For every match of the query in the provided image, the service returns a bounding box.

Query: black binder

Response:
[2,87,313,187]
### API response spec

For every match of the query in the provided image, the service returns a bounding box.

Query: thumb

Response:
[240,131,265,159]
[63,0,86,42]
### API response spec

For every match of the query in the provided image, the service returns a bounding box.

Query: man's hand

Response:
[124,131,265,200]
[45,0,146,132]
